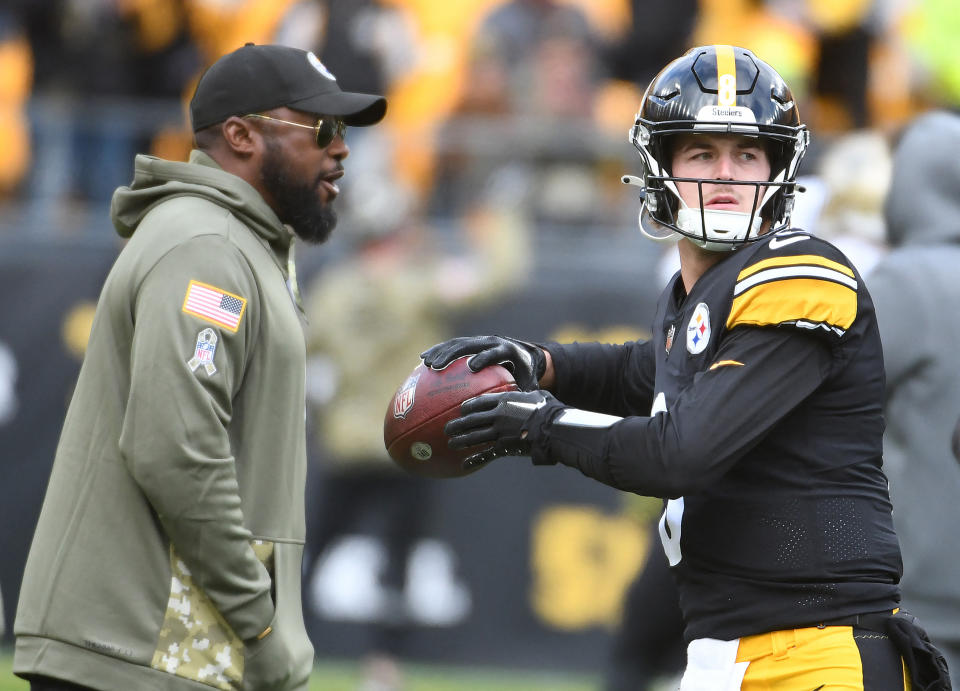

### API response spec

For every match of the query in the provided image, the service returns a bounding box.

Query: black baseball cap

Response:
[190,43,387,132]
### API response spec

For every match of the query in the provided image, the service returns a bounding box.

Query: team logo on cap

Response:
[307,52,337,81]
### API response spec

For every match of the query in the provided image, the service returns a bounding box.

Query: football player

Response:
[422,46,951,689]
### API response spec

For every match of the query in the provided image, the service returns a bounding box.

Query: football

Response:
[384,356,518,478]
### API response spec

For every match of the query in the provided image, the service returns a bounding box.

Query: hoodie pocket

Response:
[151,541,274,690]
[243,541,313,691]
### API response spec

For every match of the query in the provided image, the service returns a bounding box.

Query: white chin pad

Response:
[677,208,762,247]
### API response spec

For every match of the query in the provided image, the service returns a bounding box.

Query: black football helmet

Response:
[624,45,809,250]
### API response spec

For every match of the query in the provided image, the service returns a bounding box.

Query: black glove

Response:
[445,390,562,470]
[885,610,952,690]
[421,335,546,391]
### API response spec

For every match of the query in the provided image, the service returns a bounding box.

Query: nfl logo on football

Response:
[393,372,420,419]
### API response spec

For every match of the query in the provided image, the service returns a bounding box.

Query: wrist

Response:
[538,346,555,390]
[526,395,565,465]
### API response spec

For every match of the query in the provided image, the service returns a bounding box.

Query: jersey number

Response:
[651,392,685,565]
[658,498,684,566]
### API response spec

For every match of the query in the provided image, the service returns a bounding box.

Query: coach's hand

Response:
[421,335,546,391]
[242,621,297,690]
[445,390,562,470]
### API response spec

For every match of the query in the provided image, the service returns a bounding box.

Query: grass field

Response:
[0,650,600,690]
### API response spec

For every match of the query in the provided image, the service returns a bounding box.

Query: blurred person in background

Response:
[868,109,960,678]
[810,129,891,275]
[601,0,697,90]
[421,45,952,689]
[302,132,530,690]
[430,0,614,232]
[0,8,32,199]
[803,0,877,132]
[428,34,514,219]
[14,0,200,207]
[315,0,415,99]
[13,43,385,690]
[473,0,594,85]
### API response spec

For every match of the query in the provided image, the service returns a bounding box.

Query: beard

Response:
[260,138,337,244]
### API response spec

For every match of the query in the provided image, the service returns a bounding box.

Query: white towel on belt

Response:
[679,637,750,691]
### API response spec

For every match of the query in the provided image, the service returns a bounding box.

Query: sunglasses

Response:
[243,114,347,148]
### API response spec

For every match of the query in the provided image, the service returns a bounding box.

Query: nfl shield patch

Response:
[393,372,420,419]
[665,323,676,354]
[187,328,218,375]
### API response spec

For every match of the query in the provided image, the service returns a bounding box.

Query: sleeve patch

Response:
[727,277,857,335]
[182,280,247,332]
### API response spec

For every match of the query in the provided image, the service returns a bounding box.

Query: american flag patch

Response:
[182,280,247,332]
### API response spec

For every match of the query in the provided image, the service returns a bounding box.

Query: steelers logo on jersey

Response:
[686,302,711,354]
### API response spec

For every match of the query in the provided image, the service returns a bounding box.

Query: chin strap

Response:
[624,171,775,250]
[676,207,763,249]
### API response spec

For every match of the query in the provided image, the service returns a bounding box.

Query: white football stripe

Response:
[734,265,857,296]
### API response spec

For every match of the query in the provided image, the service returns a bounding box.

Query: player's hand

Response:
[445,390,561,469]
[421,335,546,391]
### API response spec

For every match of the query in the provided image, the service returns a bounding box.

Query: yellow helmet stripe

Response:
[715,44,737,107]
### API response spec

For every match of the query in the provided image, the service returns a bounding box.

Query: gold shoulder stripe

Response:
[709,360,744,371]
[727,277,857,332]
[737,254,855,281]
[734,264,858,298]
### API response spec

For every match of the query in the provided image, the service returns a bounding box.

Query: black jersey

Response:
[537,230,902,641]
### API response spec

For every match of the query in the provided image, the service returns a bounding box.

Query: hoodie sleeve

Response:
[118,234,274,642]
[869,258,932,390]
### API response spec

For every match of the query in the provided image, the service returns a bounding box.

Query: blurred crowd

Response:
[0,0,957,239]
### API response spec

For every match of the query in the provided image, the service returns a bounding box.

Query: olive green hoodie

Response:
[15,151,313,690]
